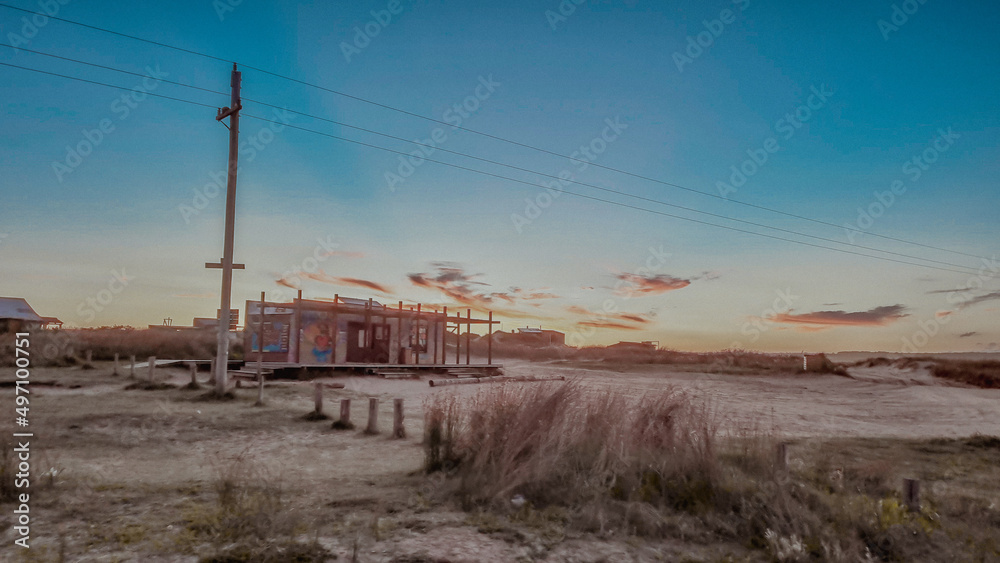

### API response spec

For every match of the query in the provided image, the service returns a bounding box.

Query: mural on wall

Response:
[250,315,291,353]
[300,310,336,364]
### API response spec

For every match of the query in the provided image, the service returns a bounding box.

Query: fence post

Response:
[189,362,198,387]
[113,353,120,376]
[339,399,351,426]
[314,382,324,415]
[147,356,156,381]
[904,478,920,511]
[129,355,135,378]
[393,398,405,438]
[85,350,92,365]
[775,442,788,473]
[366,398,379,434]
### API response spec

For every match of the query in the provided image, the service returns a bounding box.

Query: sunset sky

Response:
[1,0,998,352]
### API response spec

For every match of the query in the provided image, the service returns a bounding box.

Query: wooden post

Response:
[130,355,136,378]
[466,309,471,365]
[457,313,461,366]
[85,350,92,364]
[442,306,448,366]
[393,398,405,438]
[113,353,120,376]
[775,442,788,472]
[331,293,339,365]
[415,304,421,366]
[147,356,156,381]
[339,399,351,426]
[487,311,493,366]
[366,397,379,434]
[314,382,323,414]
[256,291,265,406]
[189,362,198,386]
[904,478,920,511]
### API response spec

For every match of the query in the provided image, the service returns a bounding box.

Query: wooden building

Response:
[243,294,499,370]
[0,297,61,333]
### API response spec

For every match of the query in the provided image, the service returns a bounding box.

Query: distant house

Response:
[608,340,659,351]
[501,327,566,347]
[0,297,62,333]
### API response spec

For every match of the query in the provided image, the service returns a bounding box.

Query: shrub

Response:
[423,382,737,512]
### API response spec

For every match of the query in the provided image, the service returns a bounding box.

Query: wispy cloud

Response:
[959,331,977,338]
[408,263,558,313]
[614,273,690,296]
[577,320,647,331]
[567,305,654,331]
[277,270,393,294]
[773,304,908,330]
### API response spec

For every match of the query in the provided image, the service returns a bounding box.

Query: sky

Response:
[1,0,998,353]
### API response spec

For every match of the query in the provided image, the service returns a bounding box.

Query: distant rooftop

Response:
[0,297,43,322]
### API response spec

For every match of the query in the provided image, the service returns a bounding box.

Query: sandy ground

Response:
[2,358,998,561]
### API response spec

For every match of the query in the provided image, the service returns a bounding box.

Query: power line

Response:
[0,59,986,277]
[0,1,988,264]
[1,43,985,273]
[0,61,219,109]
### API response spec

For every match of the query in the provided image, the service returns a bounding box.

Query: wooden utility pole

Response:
[256,291,265,406]
[208,63,244,395]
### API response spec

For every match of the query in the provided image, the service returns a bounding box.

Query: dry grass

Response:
[472,340,814,374]
[927,358,1000,388]
[852,356,1000,389]
[422,382,1000,561]
[183,448,331,561]
[0,327,232,368]
[423,382,765,520]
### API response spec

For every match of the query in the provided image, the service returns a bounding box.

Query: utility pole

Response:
[207,63,244,395]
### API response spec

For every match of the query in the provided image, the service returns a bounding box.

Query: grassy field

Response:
[1,340,999,561]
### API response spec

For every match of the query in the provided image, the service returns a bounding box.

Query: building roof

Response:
[0,297,44,322]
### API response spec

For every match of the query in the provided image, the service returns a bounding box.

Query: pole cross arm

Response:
[215,103,243,121]
[206,261,245,269]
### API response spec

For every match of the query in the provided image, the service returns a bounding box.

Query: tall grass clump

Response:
[423,382,748,513]
[422,382,954,560]
[182,449,330,561]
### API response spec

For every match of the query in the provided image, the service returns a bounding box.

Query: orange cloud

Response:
[568,305,653,330]
[614,273,690,296]
[276,270,393,294]
[773,305,908,330]
[577,320,646,331]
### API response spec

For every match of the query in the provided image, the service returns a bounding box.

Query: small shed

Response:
[0,297,60,333]
[243,294,500,369]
